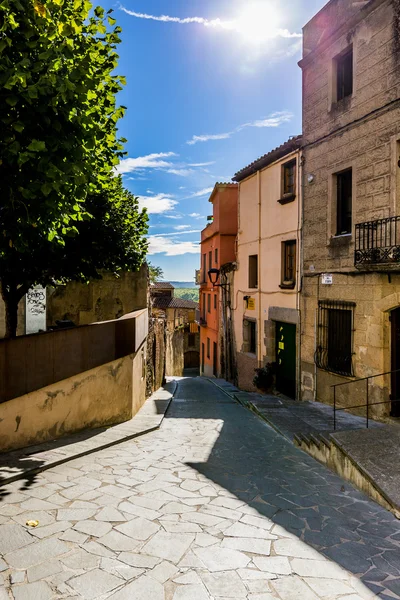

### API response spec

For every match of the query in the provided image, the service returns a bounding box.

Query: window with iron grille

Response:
[209,251,212,272]
[202,253,206,283]
[336,169,352,235]
[282,159,296,197]
[336,46,353,101]
[316,300,355,376]
[248,255,258,289]
[214,294,217,310]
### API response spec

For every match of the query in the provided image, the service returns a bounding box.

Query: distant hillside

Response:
[170,281,197,289]
[174,288,199,303]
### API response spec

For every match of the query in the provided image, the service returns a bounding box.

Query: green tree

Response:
[0,0,132,336]
[148,264,164,284]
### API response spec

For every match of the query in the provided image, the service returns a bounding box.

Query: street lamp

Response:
[208,268,229,290]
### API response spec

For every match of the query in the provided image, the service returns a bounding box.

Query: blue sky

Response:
[109,0,326,281]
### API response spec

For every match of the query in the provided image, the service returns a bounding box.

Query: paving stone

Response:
[59,528,89,544]
[116,517,160,541]
[173,584,211,600]
[30,520,71,539]
[11,571,25,584]
[252,556,292,575]
[272,575,320,600]
[0,559,7,572]
[292,558,349,579]
[118,553,161,569]
[201,570,248,597]
[68,568,122,599]
[245,580,272,594]
[82,540,115,557]
[195,533,220,547]
[304,578,357,597]
[273,538,323,559]
[119,501,161,521]
[56,508,98,521]
[174,572,203,584]
[247,594,275,600]
[98,530,142,552]
[73,520,112,537]
[141,531,195,563]
[13,511,55,528]
[5,538,69,569]
[221,537,271,555]
[0,523,34,554]
[209,497,246,511]
[27,559,63,582]
[12,581,53,600]
[107,574,165,600]
[161,501,198,514]
[239,515,275,531]
[61,548,99,570]
[162,521,202,533]
[149,560,178,583]
[19,499,59,511]
[194,546,250,572]
[95,507,126,522]
[180,512,224,527]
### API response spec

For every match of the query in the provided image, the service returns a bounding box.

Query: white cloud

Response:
[165,214,183,219]
[119,7,302,42]
[174,225,191,230]
[150,230,201,238]
[166,168,193,177]
[187,133,232,146]
[189,213,204,219]
[148,236,200,256]
[187,187,214,198]
[116,152,177,175]
[187,111,293,145]
[138,193,178,214]
[188,161,216,167]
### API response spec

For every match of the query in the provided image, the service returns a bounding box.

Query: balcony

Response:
[355,216,400,269]
[199,317,207,327]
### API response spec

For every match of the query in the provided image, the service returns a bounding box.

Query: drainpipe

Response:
[298,152,304,401]
[257,170,262,368]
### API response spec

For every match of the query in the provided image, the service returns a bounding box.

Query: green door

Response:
[276,322,296,399]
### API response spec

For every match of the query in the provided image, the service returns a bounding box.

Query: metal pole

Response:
[366,378,369,429]
[334,386,336,431]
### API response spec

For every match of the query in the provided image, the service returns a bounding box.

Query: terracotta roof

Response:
[152,297,200,310]
[151,281,175,289]
[233,136,302,182]
[208,182,238,203]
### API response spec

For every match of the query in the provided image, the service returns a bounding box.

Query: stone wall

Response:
[300,0,400,416]
[146,317,166,396]
[166,329,184,377]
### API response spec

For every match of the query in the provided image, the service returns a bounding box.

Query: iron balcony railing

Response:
[355,216,400,267]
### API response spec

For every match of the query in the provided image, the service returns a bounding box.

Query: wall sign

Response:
[247,298,256,310]
[321,274,333,285]
[25,286,46,334]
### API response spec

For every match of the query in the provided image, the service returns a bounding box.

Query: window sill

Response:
[279,282,295,290]
[329,234,352,247]
[278,194,296,205]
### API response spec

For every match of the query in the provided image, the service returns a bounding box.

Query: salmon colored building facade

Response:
[199,184,238,377]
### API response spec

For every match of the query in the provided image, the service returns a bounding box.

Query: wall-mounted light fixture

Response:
[208,268,229,290]
[307,174,315,184]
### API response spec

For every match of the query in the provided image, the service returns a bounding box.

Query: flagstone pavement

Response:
[0,376,400,600]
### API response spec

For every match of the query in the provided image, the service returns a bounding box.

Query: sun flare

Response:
[235,2,280,44]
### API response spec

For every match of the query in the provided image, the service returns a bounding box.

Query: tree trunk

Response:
[4,295,19,338]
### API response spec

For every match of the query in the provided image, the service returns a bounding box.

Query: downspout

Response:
[257,170,262,368]
[298,151,304,401]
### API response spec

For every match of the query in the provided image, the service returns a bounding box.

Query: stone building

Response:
[150,283,200,377]
[232,138,302,396]
[299,0,400,417]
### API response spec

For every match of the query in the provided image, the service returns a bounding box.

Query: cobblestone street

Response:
[1,376,400,599]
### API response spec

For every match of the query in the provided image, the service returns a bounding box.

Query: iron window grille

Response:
[315,300,355,376]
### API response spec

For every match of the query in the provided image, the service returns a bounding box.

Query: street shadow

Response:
[167,377,400,599]
[0,425,111,499]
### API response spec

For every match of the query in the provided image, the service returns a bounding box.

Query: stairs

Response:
[294,430,400,519]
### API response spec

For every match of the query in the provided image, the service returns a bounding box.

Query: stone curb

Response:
[0,381,177,487]
[204,377,289,440]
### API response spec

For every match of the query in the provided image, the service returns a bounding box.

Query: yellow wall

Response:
[0,348,146,453]
[234,150,302,391]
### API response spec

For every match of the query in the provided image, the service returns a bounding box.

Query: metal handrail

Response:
[331,368,400,430]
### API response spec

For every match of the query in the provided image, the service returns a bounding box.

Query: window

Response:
[207,337,210,359]
[215,248,218,265]
[336,46,353,101]
[214,294,217,309]
[248,255,258,289]
[316,300,355,376]
[209,251,212,272]
[188,334,195,347]
[336,169,352,235]
[282,159,296,198]
[207,293,211,313]
[243,319,257,355]
[202,253,206,283]
[281,241,296,288]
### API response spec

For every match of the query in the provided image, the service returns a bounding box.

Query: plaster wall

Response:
[0,348,146,453]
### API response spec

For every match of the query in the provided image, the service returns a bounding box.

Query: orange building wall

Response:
[200,184,238,377]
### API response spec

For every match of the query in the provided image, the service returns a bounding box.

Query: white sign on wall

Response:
[25,286,47,334]
[321,274,333,285]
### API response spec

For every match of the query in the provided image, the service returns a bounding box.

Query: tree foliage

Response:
[0,0,147,336]
[148,264,164,284]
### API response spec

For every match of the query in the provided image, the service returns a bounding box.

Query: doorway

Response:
[213,342,218,377]
[391,308,400,417]
[275,322,296,399]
